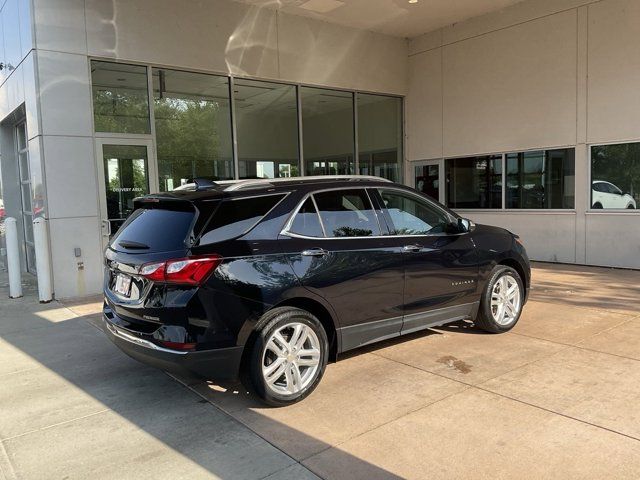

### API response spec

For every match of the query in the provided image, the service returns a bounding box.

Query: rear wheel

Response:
[475,266,524,333]
[247,307,328,406]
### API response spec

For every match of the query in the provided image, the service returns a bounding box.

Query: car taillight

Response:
[139,255,222,285]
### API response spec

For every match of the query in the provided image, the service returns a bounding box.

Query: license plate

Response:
[114,274,132,297]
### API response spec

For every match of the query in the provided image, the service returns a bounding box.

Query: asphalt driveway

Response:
[2,262,640,479]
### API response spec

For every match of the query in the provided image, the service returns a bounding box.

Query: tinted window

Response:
[505,148,575,209]
[313,189,380,237]
[379,189,451,235]
[289,198,324,237]
[446,155,502,209]
[235,79,299,179]
[152,69,234,190]
[357,93,403,182]
[112,208,195,252]
[591,143,640,210]
[199,194,285,245]
[91,61,150,134]
[301,87,354,176]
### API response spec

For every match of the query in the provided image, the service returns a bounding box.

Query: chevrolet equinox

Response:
[103,176,530,406]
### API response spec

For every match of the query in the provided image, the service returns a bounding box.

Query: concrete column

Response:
[574,6,589,264]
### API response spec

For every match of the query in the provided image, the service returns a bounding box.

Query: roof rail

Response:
[224,175,392,192]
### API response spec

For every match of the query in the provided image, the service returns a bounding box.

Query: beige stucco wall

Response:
[407,0,640,269]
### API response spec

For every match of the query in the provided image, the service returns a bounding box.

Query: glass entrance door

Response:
[97,139,156,248]
[412,160,444,204]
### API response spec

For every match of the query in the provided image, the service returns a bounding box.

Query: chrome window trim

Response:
[283,186,382,239]
[280,186,460,240]
[310,194,327,237]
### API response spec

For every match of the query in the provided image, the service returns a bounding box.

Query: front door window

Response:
[377,189,451,235]
[102,144,150,236]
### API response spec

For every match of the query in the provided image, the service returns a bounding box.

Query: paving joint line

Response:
[0,366,41,379]
[1,409,111,443]
[370,347,640,444]
[168,373,316,480]
[471,383,640,443]
[0,439,16,480]
[510,318,640,363]
[525,296,640,317]
[299,383,475,465]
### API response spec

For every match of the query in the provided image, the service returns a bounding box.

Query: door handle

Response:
[402,244,422,253]
[301,248,328,257]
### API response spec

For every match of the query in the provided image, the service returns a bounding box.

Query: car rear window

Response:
[198,194,286,245]
[112,207,196,252]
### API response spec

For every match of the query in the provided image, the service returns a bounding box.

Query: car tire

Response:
[592,202,603,209]
[474,265,524,333]
[247,307,328,406]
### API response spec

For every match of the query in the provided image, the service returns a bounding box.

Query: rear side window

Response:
[313,189,381,237]
[198,194,285,245]
[289,198,324,237]
[112,208,195,252]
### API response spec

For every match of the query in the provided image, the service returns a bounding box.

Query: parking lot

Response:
[1,262,640,479]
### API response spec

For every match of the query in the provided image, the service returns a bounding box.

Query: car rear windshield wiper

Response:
[117,240,150,249]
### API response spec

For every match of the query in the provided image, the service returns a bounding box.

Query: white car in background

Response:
[592,180,636,209]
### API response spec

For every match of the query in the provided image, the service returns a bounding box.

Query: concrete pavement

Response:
[1,262,640,479]
[192,263,640,479]
[0,273,323,480]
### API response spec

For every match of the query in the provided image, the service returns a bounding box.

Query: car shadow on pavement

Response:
[0,292,403,479]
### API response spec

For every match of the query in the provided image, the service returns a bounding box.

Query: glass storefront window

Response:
[234,79,299,179]
[591,143,640,210]
[301,87,354,176]
[357,94,402,182]
[91,61,151,134]
[90,64,405,185]
[152,69,233,190]
[506,148,575,209]
[446,155,502,209]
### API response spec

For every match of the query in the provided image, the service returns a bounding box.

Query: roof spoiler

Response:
[173,178,222,191]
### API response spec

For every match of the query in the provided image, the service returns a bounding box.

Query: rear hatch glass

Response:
[196,194,286,245]
[111,207,196,253]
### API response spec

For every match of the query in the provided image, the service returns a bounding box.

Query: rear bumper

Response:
[103,317,244,380]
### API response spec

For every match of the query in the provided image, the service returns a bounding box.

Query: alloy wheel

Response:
[490,274,521,326]
[261,322,321,396]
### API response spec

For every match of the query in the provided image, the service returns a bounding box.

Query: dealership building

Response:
[0,0,639,298]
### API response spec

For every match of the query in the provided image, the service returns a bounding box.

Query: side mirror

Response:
[458,218,472,233]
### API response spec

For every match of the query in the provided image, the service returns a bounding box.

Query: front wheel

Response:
[475,266,524,333]
[247,307,328,406]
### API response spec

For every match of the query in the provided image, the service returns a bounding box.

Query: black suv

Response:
[103,176,530,405]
